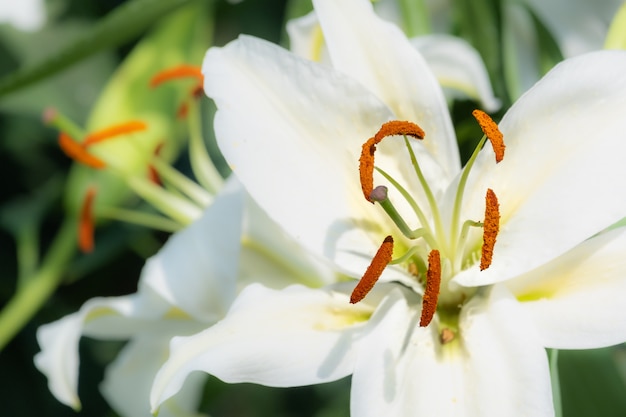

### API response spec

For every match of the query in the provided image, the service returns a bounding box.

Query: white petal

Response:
[523,0,622,57]
[454,50,626,286]
[507,227,626,349]
[34,295,143,410]
[286,11,331,63]
[141,177,244,321]
[101,335,205,417]
[150,284,374,411]
[412,34,501,112]
[204,35,399,276]
[351,286,553,417]
[240,191,336,289]
[313,0,460,178]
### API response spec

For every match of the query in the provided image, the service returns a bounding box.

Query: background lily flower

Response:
[148,0,626,415]
[287,10,501,112]
[35,178,335,416]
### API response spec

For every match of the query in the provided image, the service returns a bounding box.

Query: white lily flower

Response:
[35,178,334,416]
[287,10,500,111]
[149,0,626,415]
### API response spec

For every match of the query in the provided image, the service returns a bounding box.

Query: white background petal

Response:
[141,178,244,321]
[454,51,626,286]
[507,227,626,349]
[412,34,501,112]
[101,335,206,417]
[151,284,374,411]
[314,0,460,178]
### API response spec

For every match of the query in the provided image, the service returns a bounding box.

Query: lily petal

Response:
[524,0,623,57]
[454,50,626,286]
[141,177,244,321]
[412,34,501,112]
[101,335,206,417]
[352,286,552,416]
[507,227,626,349]
[239,192,336,290]
[204,35,399,276]
[150,283,374,411]
[313,0,461,178]
[34,295,146,410]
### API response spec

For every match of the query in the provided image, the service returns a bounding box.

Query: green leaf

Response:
[559,347,626,417]
[0,0,200,98]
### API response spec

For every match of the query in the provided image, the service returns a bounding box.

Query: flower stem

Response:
[550,349,563,417]
[0,218,77,351]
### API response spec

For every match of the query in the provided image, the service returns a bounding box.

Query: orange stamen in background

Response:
[150,65,203,88]
[350,236,394,304]
[359,121,425,202]
[147,143,165,186]
[419,250,441,327]
[83,121,147,146]
[480,188,500,270]
[58,133,106,169]
[472,109,505,163]
[79,187,97,253]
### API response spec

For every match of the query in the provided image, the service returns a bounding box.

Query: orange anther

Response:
[83,121,147,146]
[472,109,505,163]
[350,236,394,304]
[359,121,425,202]
[419,249,441,327]
[150,65,203,88]
[79,187,97,253]
[58,133,106,169]
[480,188,500,270]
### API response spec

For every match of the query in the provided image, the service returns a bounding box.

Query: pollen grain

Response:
[83,121,147,146]
[58,133,106,169]
[79,187,97,253]
[480,188,500,270]
[350,236,394,304]
[472,109,505,163]
[420,250,441,327]
[150,65,204,88]
[359,121,425,202]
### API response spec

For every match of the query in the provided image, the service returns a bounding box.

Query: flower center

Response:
[350,110,505,329]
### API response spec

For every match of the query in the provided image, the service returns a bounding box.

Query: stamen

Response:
[82,121,147,146]
[419,249,441,327]
[480,188,500,270]
[350,236,394,304]
[359,121,425,202]
[150,65,203,88]
[472,109,505,163]
[58,133,106,169]
[79,187,97,253]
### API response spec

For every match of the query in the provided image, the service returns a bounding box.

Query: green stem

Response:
[188,101,223,194]
[398,0,431,37]
[550,349,563,417]
[449,135,487,254]
[0,219,77,351]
